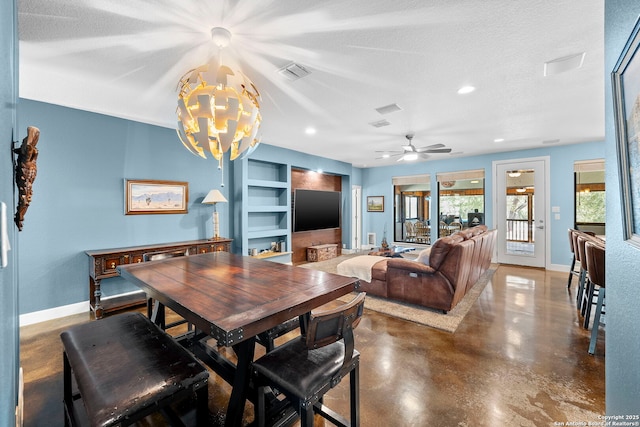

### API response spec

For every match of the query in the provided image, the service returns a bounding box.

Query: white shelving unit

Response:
[235,158,291,263]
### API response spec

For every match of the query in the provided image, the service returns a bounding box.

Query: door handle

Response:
[536,225,544,229]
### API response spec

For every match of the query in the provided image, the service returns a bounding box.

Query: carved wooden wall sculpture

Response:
[14,126,40,231]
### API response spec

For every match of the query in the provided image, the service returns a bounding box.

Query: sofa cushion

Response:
[371,259,388,281]
[428,234,464,270]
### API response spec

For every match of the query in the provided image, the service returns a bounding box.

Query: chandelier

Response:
[176,27,262,185]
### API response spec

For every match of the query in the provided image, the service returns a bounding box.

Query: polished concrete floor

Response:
[20,264,605,426]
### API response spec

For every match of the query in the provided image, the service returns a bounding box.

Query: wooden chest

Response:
[306,244,338,262]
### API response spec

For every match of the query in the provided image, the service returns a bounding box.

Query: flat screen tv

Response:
[293,189,341,232]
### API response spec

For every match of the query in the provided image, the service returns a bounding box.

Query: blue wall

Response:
[16,99,359,314]
[604,0,640,413]
[361,142,604,267]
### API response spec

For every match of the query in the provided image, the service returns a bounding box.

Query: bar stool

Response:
[574,232,597,313]
[567,229,580,289]
[584,240,605,355]
[252,292,366,427]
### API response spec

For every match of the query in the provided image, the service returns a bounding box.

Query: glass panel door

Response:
[495,159,547,267]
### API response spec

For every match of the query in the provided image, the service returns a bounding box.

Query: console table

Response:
[306,243,338,262]
[86,238,231,319]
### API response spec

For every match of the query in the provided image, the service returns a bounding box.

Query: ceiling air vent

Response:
[369,119,391,128]
[278,62,311,81]
[542,139,561,144]
[375,103,403,115]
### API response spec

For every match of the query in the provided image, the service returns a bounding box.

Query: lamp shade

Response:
[202,189,227,204]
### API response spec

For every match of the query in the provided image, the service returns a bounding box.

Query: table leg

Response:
[90,277,103,319]
[225,338,256,427]
[149,300,166,329]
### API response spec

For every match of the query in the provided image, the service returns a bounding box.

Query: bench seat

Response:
[61,312,209,427]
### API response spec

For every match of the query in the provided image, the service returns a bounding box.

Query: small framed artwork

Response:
[612,16,640,249]
[367,196,384,212]
[125,179,189,215]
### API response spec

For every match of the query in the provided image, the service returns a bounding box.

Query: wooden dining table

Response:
[117,251,359,427]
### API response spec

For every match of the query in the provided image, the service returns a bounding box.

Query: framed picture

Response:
[367,196,384,212]
[612,17,640,249]
[125,179,189,215]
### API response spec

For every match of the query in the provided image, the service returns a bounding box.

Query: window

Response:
[437,170,485,237]
[392,174,431,244]
[574,160,605,235]
[404,195,419,219]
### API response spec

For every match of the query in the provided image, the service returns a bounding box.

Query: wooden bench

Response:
[60,312,209,427]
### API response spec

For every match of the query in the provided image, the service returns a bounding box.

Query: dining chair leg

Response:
[256,385,266,427]
[301,403,315,427]
[588,287,605,355]
[350,365,360,427]
[567,255,576,289]
[583,280,596,329]
[576,269,587,309]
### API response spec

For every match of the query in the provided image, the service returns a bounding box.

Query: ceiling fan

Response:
[376,134,452,161]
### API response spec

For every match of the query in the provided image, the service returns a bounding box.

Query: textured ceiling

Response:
[18,0,605,167]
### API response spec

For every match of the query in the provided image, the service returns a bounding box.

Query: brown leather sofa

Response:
[351,225,496,313]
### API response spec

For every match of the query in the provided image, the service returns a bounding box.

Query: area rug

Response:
[299,253,497,333]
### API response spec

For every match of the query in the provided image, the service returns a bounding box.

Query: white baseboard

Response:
[19,301,89,327]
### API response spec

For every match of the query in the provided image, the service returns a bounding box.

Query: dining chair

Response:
[405,221,417,242]
[439,221,450,237]
[582,237,605,330]
[252,292,366,427]
[574,231,597,312]
[585,240,605,355]
[567,229,581,289]
[415,221,430,244]
[449,221,463,232]
[143,250,189,331]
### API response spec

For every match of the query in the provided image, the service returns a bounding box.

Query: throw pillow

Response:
[416,247,431,265]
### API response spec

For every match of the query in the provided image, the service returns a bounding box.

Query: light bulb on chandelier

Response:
[176,27,262,187]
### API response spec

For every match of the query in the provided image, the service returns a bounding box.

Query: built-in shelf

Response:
[247,229,288,239]
[251,251,292,260]
[247,179,288,188]
[235,158,291,263]
[248,206,288,212]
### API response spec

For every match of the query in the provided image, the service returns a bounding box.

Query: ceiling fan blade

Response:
[374,150,402,154]
[423,148,452,153]
[376,153,403,160]
[416,143,445,152]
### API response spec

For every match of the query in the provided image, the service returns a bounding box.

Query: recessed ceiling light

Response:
[305,127,316,135]
[457,86,476,95]
[494,138,505,143]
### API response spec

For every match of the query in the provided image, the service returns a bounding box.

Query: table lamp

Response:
[202,189,228,239]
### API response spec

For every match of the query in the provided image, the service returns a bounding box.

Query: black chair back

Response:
[306,292,365,349]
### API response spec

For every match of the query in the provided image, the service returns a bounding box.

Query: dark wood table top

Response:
[117,251,359,346]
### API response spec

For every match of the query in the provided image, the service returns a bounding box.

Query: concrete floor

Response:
[20,264,605,426]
